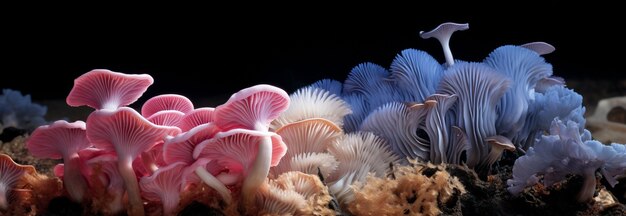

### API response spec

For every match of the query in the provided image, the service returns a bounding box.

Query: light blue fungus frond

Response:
[534,85,586,133]
[342,94,370,133]
[483,45,553,137]
[389,49,445,103]
[0,89,48,131]
[360,102,429,162]
[437,62,510,168]
[307,79,343,97]
[508,119,626,202]
[343,62,390,96]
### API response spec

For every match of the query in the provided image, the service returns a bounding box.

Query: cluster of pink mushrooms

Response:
[23,69,290,215]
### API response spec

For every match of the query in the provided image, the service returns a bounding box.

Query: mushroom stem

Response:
[577,167,597,203]
[440,37,455,66]
[241,132,272,206]
[141,152,158,174]
[0,194,6,210]
[118,158,145,216]
[63,153,88,202]
[194,166,232,204]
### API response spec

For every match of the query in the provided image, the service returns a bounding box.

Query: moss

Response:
[348,162,465,216]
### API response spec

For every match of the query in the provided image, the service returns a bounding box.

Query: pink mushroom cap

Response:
[147,110,185,127]
[140,162,187,216]
[66,69,154,110]
[141,94,194,118]
[193,129,287,173]
[86,107,181,161]
[163,123,221,164]
[213,84,290,131]
[178,107,215,132]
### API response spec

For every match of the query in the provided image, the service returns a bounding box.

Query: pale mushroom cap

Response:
[520,42,556,55]
[66,69,154,110]
[279,152,339,179]
[256,182,307,215]
[327,132,399,183]
[419,22,469,40]
[141,94,194,118]
[214,84,290,131]
[27,120,90,159]
[271,86,351,130]
[486,135,516,152]
[275,118,342,158]
[178,107,215,132]
[86,107,181,161]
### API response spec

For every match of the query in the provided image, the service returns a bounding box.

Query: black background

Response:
[1,4,623,104]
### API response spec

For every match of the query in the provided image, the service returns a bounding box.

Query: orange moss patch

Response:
[348,162,465,216]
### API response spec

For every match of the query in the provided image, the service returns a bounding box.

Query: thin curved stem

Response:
[195,167,232,204]
[241,135,272,207]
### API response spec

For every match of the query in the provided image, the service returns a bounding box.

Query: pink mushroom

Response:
[0,154,36,210]
[193,129,287,205]
[66,69,154,110]
[137,142,168,175]
[178,107,215,132]
[147,110,185,127]
[163,123,221,164]
[26,120,91,202]
[141,94,194,118]
[162,123,232,203]
[140,162,187,216]
[212,85,289,205]
[86,107,180,216]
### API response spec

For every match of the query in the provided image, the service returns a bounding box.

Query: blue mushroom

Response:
[483,45,553,138]
[389,49,445,103]
[437,62,510,168]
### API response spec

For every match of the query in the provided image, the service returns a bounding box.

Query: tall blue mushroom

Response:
[420,22,469,67]
[437,62,510,168]
[420,94,458,164]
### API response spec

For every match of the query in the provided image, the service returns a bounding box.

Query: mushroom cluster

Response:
[25,69,291,216]
[301,22,625,204]
[306,22,565,176]
[1,21,624,215]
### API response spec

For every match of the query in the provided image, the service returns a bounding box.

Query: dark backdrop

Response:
[2,5,623,104]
